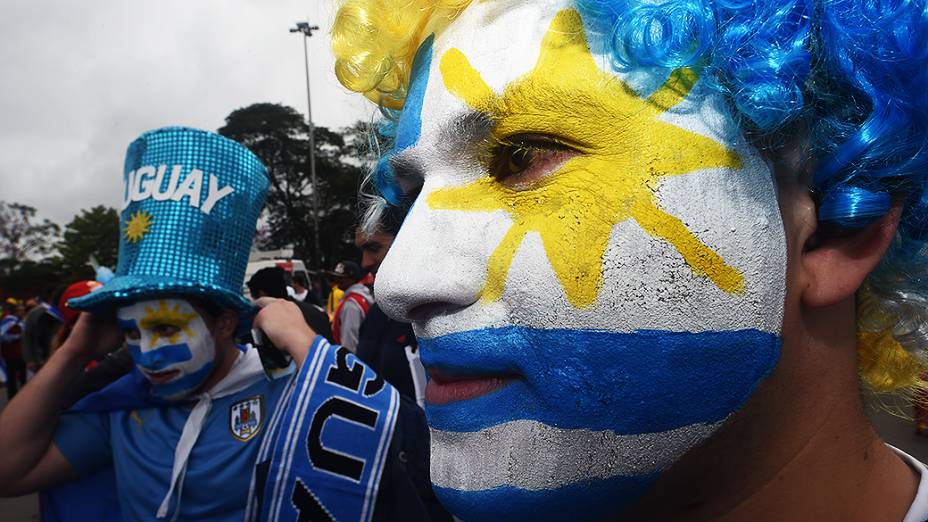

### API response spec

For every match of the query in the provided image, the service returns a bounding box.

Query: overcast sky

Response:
[0,0,375,225]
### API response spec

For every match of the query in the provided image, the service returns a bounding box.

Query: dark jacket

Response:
[290,298,334,343]
[356,305,419,402]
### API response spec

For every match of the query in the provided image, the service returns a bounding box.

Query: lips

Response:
[425,369,517,405]
[143,369,180,384]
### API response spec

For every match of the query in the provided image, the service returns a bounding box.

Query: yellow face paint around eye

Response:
[140,300,199,347]
[428,8,745,308]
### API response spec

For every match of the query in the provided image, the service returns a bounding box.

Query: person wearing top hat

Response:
[329,260,375,353]
[0,126,433,522]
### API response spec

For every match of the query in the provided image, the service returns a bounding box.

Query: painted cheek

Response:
[130,341,194,371]
[127,343,143,366]
[375,186,509,321]
[408,6,787,522]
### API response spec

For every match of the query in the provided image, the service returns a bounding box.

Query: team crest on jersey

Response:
[230,395,263,442]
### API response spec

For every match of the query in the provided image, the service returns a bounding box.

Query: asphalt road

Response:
[0,390,925,521]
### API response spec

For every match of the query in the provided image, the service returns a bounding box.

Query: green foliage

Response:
[58,205,119,279]
[218,103,370,268]
[0,201,62,297]
[0,258,66,298]
[0,201,60,260]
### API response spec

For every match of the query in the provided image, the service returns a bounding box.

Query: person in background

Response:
[329,260,374,352]
[21,290,63,376]
[52,281,102,354]
[248,267,333,343]
[39,280,124,522]
[53,280,133,408]
[0,126,434,522]
[325,276,344,322]
[356,209,427,407]
[0,127,295,521]
[1,301,26,398]
[309,275,325,308]
[288,273,310,304]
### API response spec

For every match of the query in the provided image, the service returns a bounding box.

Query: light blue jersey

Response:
[54,369,290,521]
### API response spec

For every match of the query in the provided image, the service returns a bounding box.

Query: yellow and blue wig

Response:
[331,0,928,394]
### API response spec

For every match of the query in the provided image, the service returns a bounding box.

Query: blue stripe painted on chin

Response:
[433,472,658,522]
[128,342,193,371]
[150,362,214,398]
[420,327,780,433]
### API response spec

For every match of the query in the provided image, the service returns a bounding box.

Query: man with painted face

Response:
[0,128,299,521]
[332,0,928,520]
[330,260,375,352]
[0,126,449,522]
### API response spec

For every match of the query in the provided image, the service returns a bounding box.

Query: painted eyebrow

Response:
[390,111,493,170]
[387,111,495,199]
[436,111,494,150]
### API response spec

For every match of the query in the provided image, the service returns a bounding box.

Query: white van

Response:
[243,249,309,299]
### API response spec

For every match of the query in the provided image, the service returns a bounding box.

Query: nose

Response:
[375,185,488,323]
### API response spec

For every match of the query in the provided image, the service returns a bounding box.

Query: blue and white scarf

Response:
[246,336,400,522]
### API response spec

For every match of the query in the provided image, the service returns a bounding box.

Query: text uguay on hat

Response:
[68,126,269,331]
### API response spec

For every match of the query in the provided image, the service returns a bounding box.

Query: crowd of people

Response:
[0,280,104,399]
[0,127,448,522]
[0,0,927,520]
[0,217,414,408]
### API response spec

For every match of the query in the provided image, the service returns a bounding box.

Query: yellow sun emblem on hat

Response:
[429,8,745,308]
[124,210,152,243]
[139,300,198,347]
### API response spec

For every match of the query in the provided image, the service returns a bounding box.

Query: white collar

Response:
[156,348,266,519]
[888,444,928,522]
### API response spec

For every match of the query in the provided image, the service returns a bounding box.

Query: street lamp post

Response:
[289,21,323,269]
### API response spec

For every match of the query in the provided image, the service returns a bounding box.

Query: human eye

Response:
[490,134,579,189]
[152,324,181,338]
[124,327,141,341]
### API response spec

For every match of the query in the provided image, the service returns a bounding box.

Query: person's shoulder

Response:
[346,284,374,304]
[292,298,323,314]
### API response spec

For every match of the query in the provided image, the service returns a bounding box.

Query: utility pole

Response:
[289,21,323,269]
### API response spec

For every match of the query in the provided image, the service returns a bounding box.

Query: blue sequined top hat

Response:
[69,126,269,331]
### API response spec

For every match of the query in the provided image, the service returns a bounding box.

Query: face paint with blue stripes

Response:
[373,2,787,520]
[117,298,216,400]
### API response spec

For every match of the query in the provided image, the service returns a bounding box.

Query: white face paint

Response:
[117,298,216,400]
[373,1,787,519]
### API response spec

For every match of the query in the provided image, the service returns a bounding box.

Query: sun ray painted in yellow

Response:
[428,8,745,308]
[140,300,198,347]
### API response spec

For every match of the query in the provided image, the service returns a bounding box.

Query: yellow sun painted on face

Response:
[139,300,198,347]
[124,210,152,243]
[428,8,745,308]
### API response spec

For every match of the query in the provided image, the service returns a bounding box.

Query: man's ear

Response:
[213,308,239,340]
[800,206,902,308]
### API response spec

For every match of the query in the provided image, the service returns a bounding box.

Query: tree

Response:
[0,258,67,299]
[0,201,60,261]
[58,206,119,280]
[218,103,368,268]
